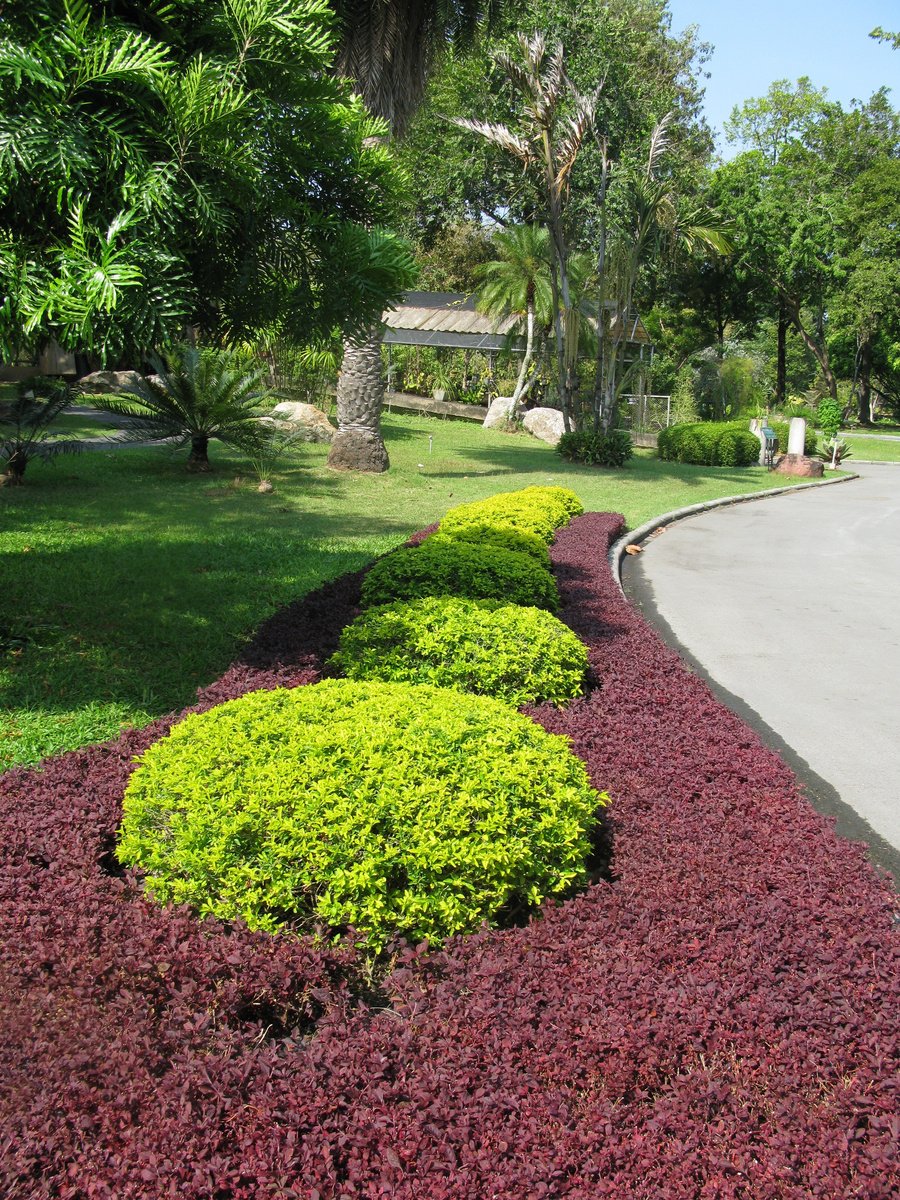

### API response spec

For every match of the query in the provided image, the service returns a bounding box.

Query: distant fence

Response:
[618,394,672,432]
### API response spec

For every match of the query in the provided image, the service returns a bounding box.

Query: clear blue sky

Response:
[665,0,899,156]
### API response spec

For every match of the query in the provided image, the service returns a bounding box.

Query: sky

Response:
[665,0,900,157]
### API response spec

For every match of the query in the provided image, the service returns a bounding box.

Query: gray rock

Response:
[262,402,335,443]
[522,407,566,445]
[482,396,519,429]
[78,370,142,395]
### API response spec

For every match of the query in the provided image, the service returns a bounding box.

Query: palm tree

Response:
[451,34,596,434]
[593,115,733,432]
[474,224,552,409]
[92,344,272,471]
[326,0,501,473]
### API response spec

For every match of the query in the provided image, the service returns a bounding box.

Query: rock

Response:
[263,402,335,443]
[326,428,390,473]
[257,480,274,493]
[771,453,824,478]
[482,396,519,430]
[78,370,142,394]
[522,407,566,445]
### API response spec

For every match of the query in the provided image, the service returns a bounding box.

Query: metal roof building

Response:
[382,291,652,353]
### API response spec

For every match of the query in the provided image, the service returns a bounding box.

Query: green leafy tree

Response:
[0,0,408,366]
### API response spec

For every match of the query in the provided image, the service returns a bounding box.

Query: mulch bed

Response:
[2,512,898,1199]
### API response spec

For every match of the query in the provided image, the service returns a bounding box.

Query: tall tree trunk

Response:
[327,324,389,472]
[857,334,873,426]
[776,299,787,406]
[511,301,535,407]
[782,292,838,400]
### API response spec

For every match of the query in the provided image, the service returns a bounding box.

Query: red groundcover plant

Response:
[1,513,899,1198]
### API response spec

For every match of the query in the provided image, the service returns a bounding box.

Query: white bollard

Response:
[787,417,807,455]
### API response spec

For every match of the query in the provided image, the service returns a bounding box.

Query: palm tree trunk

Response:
[187,434,212,472]
[511,302,535,407]
[327,324,390,473]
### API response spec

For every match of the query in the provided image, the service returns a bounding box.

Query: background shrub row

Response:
[2,516,899,1197]
[657,420,762,466]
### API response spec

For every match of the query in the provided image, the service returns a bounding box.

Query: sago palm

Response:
[92,344,273,471]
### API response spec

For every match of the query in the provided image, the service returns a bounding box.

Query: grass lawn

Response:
[1,411,820,769]
[47,414,125,439]
[840,434,900,461]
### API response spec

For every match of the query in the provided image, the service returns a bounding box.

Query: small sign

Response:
[761,426,776,441]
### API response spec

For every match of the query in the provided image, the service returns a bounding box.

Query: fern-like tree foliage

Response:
[91,344,274,471]
[0,0,411,366]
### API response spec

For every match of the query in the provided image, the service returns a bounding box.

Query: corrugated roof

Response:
[381,292,652,350]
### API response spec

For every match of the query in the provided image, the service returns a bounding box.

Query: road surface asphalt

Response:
[624,462,900,882]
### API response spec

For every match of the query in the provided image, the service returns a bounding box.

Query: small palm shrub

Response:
[657,421,760,467]
[360,538,560,610]
[92,343,272,471]
[330,596,588,705]
[117,680,605,948]
[556,429,633,467]
[0,377,82,484]
[433,522,551,569]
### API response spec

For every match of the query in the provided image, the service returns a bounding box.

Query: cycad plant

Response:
[0,377,82,485]
[92,344,273,472]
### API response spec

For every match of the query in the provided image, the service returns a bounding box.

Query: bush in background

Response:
[117,680,603,948]
[556,429,633,468]
[657,421,760,467]
[330,595,588,706]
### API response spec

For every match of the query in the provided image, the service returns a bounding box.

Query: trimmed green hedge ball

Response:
[330,595,588,705]
[360,537,560,610]
[439,486,584,545]
[117,680,605,948]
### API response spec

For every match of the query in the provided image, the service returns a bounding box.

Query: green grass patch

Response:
[840,435,900,461]
[1,414,814,769]
[47,415,125,439]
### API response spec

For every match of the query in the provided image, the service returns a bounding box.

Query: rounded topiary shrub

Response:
[437,521,551,569]
[440,486,584,545]
[330,595,588,705]
[657,421,760,467]
[360,537,560,610]
[117,680,604,948]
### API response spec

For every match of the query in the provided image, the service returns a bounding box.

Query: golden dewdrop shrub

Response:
[439,485,584,545]
[359,538,560,610]
[330,595,588,706]
[117,680,605,949]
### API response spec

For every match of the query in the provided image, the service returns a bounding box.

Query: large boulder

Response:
[482,396,519,430]
[771,453,824,479]
[262,401,335,443]
[522,407,566,445]
[78,370,142,395]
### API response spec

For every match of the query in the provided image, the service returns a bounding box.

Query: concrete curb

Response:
[608,472,860,597]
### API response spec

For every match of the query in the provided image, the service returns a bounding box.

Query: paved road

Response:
[624,463,900,880]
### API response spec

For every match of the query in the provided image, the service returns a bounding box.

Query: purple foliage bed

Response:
[2,512,899,1199]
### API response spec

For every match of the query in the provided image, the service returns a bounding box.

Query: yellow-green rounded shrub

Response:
[360,538,560,610]
[330,596,588,705]
[436,522,551,569]
[439,486,584,545]
[117,680,605,948]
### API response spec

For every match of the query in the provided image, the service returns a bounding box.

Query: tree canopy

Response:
[0,0,411,365]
